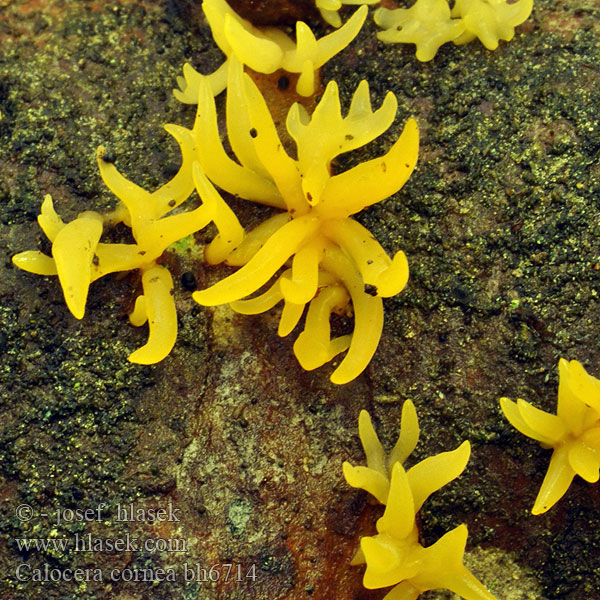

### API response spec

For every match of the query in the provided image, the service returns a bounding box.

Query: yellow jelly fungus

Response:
[127,266,178,365]
[187,57,418,384]
[53,211,104,319]
[315,0,379,28]
[451,0,533,50]
[343,402,420,503]
[174,0,367,100]
[343,405,496,600]
[500,358,600,515]
[12,133,243,364]
[375,0,465,62]
[375,0,532,61]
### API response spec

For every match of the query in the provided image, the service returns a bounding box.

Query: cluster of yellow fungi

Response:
[11,0,577,595]
[190,58,418,384]
[500,359,600,514]
[315,0,378,28]
[12,151,240,364]
[375,0,533,61]
[8,0,536,381]
[175,0,367,99]
[343,402,497,600]
[13,0,420,384]
[175,0,534,105]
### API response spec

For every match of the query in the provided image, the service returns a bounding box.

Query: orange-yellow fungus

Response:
[344,405,496,600]
[12,131,242,363]
[500,358,600,514]
[174,0,367,99]
[375,0,533,61]
[188,58,418,383]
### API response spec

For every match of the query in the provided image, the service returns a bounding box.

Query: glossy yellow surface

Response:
[11,136,242,364]
[174,0,367,99]
[190,59,418,383]
[375,0,532,61]
[501,358,600,514]
[315,0,379,28]
[343,404,497,600]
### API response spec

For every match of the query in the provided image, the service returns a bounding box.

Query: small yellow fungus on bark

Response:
[315,0,379,29]
[189,58,418,384]
[343,403,420,503]
[500,358,600,514]
[375,0,465,62]
[174,0,367,99]
[375,0,532,61]
[451,0,534,50]
[12,133,242,364]
[127,266,178,365]
[343,404,497,600]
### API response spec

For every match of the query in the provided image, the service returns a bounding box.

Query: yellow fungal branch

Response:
[315,0,379,28]
[451,0,533,49]
[174,0,367,100]
[12,135,243,364]
[375,0,533,61]
[343,404,497,600]
[375,0,465,62]
[500,358,600,515]
[343,402,420,503]
[189,57,418,384]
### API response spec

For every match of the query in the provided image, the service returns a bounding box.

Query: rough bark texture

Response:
[1,1,599,599]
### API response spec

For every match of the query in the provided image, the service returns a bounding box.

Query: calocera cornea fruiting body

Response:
[174,0,367,99]
[185,57,418,384]
[451,0,533,49]
[375,0,533,61]
[12,57,417,381]
[500,358,600,514]
[13,13,418,381]
[375,0,465,62]
[12,138,243,364]
[315,0,379,28]
[343,404,497,600]
[343,403,420,503]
